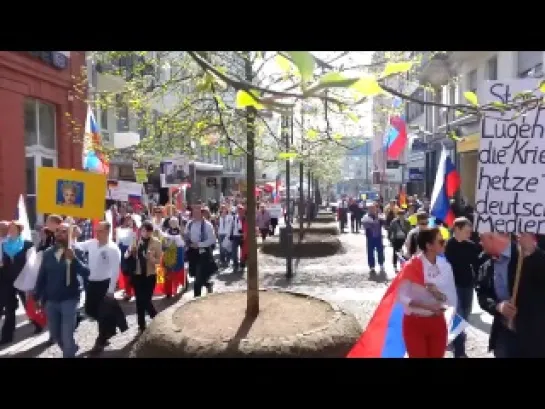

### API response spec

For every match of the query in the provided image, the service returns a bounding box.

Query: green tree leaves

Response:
[236,90,264,110]
[286,52,315,82]
[463,91,478,106]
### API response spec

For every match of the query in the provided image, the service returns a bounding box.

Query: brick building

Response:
[0,51,86,226]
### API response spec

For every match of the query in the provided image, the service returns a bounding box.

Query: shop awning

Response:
[192,162,224,172]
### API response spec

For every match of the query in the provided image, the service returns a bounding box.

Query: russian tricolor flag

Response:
[430,147,460,227]
[383,115,408,160]
[347,254,468,358]
[83,106,109,174]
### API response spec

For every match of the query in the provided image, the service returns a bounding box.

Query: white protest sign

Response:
[475,79,545,234]
[107,181,143,201]
[266,203,283,218]
[160,157,190,188]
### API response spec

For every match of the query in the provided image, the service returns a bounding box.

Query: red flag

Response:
[25,295,47,328]
[275,174,281,204]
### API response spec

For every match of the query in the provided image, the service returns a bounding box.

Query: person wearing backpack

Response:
[404,211,429,258]
[388,209,411,273]
[185,206,217,297]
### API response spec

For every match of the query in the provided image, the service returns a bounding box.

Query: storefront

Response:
[0,52,86,225]
[457,133,480,206]
[406,150,426,197]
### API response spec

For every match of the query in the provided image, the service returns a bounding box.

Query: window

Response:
[24,99,37,146]
[487,56,498,80]
[518,51,543,78]
[90,61,98,88]
[100,108,108,130]
[118,165,134,179]
[24,98,57,228]
[435,88,444,126]
[467,69,477,94]
[406,88,425,122]
[116,94,129,131]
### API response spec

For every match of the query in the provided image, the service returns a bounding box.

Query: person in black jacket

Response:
[444,217,480,358]
[476,233,519,358]
[0,221,34,344]
[348,198,361,233]
[388,210,411,272]
[511,233,545,357]
[337,196,349,233]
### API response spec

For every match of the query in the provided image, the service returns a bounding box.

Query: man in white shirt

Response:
[185,206,217,297]
[74,221,126,354]
[229,205,246,274]
[217,205,232,268]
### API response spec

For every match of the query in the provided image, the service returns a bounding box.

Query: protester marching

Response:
[4,74,545,360]
[0,106,284,358]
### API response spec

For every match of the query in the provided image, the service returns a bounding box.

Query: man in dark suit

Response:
[512,233,545,357]
[476,232,545,358]
[476,233,519,358]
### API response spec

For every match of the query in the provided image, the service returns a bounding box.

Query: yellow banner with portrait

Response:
[36,167,107,219]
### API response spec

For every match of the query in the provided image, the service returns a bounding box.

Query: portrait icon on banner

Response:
[56,180,85,208]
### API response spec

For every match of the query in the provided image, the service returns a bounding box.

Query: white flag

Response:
[17,195,32,241]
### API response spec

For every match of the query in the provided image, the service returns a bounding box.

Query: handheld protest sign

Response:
[37,168,107,219]
[474,78,545,235]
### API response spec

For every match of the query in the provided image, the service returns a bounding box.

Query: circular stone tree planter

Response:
[314,214,336,224]
[261,234,343,258]
[131,290,362,358]
[292,223,340,236]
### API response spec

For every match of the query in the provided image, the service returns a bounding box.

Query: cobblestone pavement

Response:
[0,214,492,358]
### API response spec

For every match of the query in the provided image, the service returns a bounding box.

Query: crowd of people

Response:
[0,196,280,358]
[2,185,544,359]
[338,192,545,358]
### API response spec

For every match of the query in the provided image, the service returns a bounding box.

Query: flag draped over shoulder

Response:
[347,257,425,358]
[347,255,469,358]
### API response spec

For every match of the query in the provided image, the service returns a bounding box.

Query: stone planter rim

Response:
[169,289,345,345]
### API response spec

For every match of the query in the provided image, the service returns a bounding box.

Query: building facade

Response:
[420,51,545,205]
[87,51,247,203]
[371,51,418,200]
[337,141,372,196]
[0,51,86,225]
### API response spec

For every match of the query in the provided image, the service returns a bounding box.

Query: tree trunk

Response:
[314,178,322,206]
[245,55,259,317]
[299,162,304,241]
[307,170,311,227]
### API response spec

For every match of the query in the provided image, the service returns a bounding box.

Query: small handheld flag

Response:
[16,195,32,241]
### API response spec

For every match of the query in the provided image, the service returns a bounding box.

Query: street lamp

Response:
[281,114,294,279]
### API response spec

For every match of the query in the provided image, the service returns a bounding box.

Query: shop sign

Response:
[27,51,68,70]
